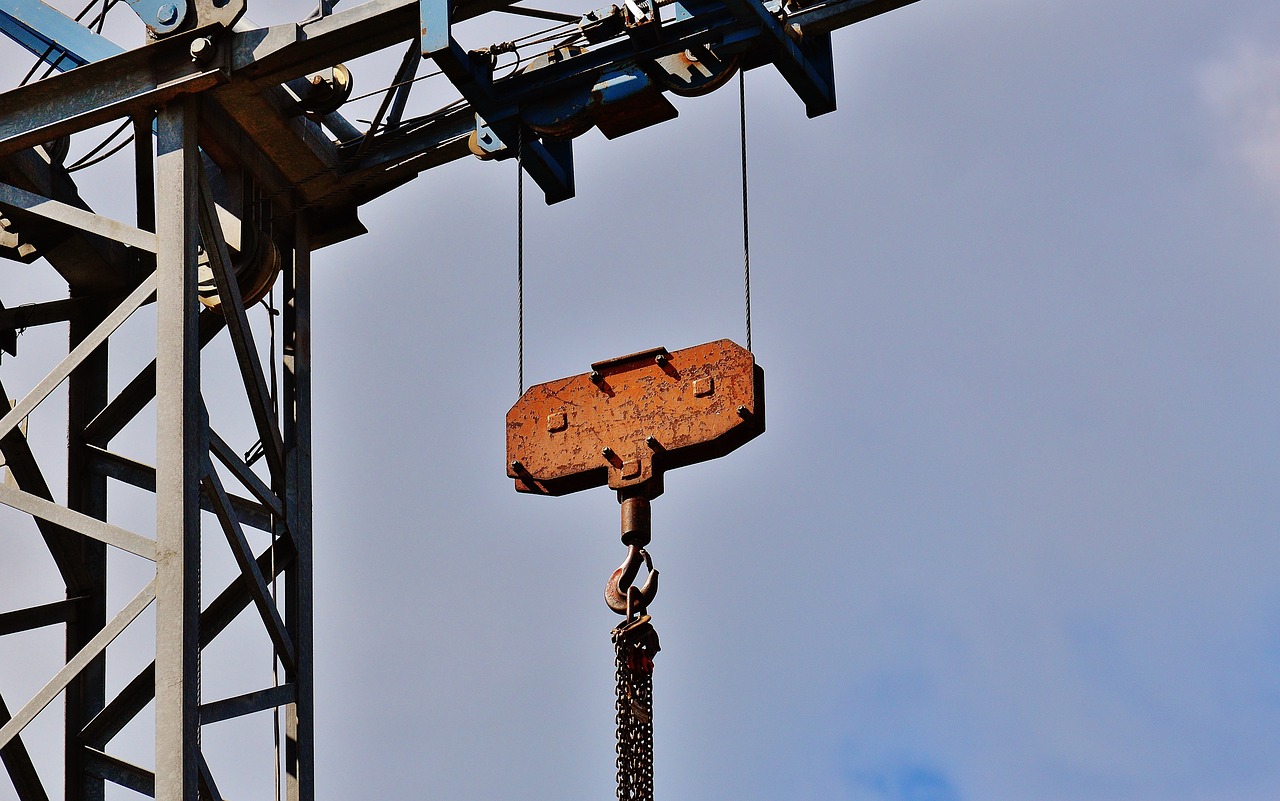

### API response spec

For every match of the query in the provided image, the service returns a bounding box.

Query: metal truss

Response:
[0,94,314,801]
[0,0,919,798]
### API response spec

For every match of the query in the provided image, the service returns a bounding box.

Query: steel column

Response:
[65,293,108,801]
[284,219,314,801]
[153,97,203,801]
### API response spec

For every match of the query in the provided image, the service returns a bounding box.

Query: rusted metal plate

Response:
[506,339,764,496]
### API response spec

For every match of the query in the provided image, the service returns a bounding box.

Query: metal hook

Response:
[605,545,659,616]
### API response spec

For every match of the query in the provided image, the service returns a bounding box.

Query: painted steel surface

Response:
[507,339,764,496]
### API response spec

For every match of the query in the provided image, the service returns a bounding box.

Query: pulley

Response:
[196,224,282,312]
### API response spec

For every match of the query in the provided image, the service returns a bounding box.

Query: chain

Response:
[613,617,658,801]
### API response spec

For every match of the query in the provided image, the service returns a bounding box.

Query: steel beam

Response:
[199,684,295,726]
[153,98,202,801]
[0,180,158,252]
[284,219,314,801]
[0,598,85,636]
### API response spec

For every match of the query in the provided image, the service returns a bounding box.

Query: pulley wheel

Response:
[197,226,282,312]
[651,45,740,97]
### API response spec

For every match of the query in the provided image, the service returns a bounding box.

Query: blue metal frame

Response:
[0,0,123,72]
[421,0,575,202]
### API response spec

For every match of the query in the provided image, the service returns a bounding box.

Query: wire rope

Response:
[517,126,525,396]
[739,69,752,352]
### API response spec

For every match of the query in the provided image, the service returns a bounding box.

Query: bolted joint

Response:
[189,37,215,63]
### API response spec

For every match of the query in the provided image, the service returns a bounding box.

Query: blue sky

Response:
[1,0,1279,799]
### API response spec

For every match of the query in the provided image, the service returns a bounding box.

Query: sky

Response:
[1,0,1280,800]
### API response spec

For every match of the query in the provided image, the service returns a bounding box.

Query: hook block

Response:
[506,339,764,496]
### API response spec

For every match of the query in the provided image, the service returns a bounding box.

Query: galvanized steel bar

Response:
[195,164,285,483]
[0,273,156,442]
[0,482,157,560]
[0,179,158,251]
[0,690,49,801]
[199,684,295,725]
[153,97,203,801]
[0,580,156,752]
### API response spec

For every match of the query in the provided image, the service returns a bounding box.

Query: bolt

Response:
[602,446,615,460]
[655,353,668,366]
[590,370,603,384]
[189,37,214,63]
[645,435,658,448]
[510,460,523,471]
[737,405,749,417]
[157,3,179,25]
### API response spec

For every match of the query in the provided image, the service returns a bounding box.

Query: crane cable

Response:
[517,126,525,396]
[739,69,752,352]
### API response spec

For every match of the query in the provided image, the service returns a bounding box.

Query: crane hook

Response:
[605,545,659,616]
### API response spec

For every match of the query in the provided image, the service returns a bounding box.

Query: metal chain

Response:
[614,625,657,801]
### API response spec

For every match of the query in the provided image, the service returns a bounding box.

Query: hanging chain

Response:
[609,537,660,801]
[613,620,657,801]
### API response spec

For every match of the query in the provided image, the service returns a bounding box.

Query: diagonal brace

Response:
[201,461,296,673]
[196,165,285,485]
[0,273,157,442]
[0,580,155,751]
[0,482,156,560]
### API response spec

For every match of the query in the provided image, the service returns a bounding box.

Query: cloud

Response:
[1197,39,1280,193]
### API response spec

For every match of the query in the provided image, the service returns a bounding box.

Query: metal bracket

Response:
[421,0,576,202]
[720,0,835,117]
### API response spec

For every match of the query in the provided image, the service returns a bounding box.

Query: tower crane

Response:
[0,0,918,800]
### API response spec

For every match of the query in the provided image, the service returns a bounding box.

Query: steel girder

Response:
[0,92,314,801]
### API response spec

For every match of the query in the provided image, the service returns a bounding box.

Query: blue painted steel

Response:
[419,0,448,57]
[718,0,835,116]
[125,0,188,33]
[0,0,123,72]
[422,0,576,202]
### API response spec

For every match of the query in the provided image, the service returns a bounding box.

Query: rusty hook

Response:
[605,545,659,616]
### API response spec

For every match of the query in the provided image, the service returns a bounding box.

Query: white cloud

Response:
[1198,39,1280,193]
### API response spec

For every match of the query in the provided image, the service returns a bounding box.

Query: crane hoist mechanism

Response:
[0,0,918,799]
[507,340,764,800]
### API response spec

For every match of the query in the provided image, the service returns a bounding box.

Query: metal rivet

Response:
[737,405,749,417]
[590,370,603,384]
[645,436,658,448]
[510,460,523,471]
[602,446,615,459]
[157,3,179,24]
[655,353,668,366]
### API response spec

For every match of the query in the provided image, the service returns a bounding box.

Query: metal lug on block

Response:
[467,115,509,160]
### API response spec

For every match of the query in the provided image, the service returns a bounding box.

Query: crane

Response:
[0,1,918,800]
